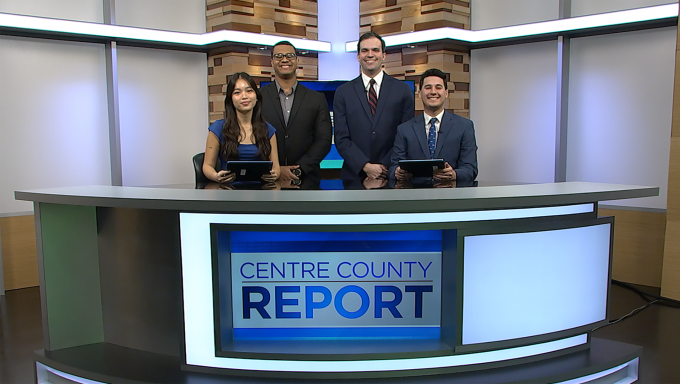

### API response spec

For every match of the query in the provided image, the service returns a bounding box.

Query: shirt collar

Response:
[275,79,298,95]
[423,109,445,125]
[361,70,384,90]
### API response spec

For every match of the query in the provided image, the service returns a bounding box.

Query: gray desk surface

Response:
[15,182,659,214]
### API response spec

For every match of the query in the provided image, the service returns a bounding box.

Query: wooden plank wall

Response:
[0,215,39,290]
[360,0,471,118]
[600,208,666,287]
[207,0,471,122]
[661,19,680,300]
[207,0,320,123]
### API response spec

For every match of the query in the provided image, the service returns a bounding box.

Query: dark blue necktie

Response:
[428,117,438,158]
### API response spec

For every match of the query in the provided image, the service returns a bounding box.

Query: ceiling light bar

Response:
[345,3,678,51]
[0,13,331,52]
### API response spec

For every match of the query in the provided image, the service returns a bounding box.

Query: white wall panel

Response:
[0,36,110,215]
[571,0,675,17]
[115,0,205,33]
[471,0,559,30]
[470,41,558,183]
[566,28,675,210]
[0,0,103,22]
[117,46,208,187]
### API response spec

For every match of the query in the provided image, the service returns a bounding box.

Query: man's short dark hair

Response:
[419,68,448,90]
[357,32,386,53]
[272,40,296,57]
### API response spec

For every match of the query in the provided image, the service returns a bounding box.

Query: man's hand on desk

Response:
[363,177,387,190]
[433,162,456,181]
[279,165,301,180]
[363,163,387,179]
[395,166,412,181]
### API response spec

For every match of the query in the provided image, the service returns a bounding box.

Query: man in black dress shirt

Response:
[261,41,332,180]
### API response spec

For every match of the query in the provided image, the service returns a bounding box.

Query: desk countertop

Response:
[15,182,659,214]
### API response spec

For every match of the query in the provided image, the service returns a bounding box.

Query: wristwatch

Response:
[291,168,303,178]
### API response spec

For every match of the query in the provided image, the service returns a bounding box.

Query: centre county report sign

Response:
[216,231,443,341]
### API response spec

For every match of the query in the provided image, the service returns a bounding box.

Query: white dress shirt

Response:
[361,70,385,101]
[423,110,445,144]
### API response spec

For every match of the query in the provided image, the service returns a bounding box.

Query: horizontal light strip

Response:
[36,362,106,384]
[0,13,331,52]
[554,357,638,384]
[189,334,587,372]
[345,4,679,51]
[180,203,593,226]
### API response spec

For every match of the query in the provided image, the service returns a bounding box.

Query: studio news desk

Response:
[15,181,658,384]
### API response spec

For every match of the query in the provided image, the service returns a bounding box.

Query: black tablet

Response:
[226,161,273,181]
[399,159,445,177]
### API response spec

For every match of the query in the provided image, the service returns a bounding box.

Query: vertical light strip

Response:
[555,0,571,182]
[318,0,359,80]
[103,0,122,186]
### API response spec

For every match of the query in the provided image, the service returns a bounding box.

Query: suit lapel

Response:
[288,83,305,127]
[352,76,373,121]
[434,112,452,158]
[373,73,391,125]
[412,114,430,158]
[265,84,286,129]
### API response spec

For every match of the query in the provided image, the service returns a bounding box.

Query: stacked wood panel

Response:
[661,20,680,300]
[206,0,471,122]
[207,0,319,123]
[360,0,471,117]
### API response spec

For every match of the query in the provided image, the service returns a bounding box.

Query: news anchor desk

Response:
[15,181,657,383]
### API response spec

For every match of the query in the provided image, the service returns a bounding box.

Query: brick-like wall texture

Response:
[207,0,470,122]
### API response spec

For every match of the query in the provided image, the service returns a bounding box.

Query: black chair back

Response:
[193,153,211,184]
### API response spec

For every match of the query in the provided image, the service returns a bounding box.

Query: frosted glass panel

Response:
[115,0,205,34]
[463,224,610,345]
[118,47,208,187]
[470,41,558,183]
[566,28,675,209]
[0,37,110,214]
[471,0,559,30]
[0,0,103,23]
[571,0,676,17]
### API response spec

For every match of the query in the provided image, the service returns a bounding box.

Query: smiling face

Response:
[271,44,298,79]
[420,75,448,115]
[357,37,386,77]
[231,78,257,113]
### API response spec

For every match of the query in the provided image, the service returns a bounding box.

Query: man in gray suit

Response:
[390,68,478,182]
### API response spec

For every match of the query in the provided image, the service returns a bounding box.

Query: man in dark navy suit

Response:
[261,41,332,181]
[333,32,415,181]
[390,68,478,182]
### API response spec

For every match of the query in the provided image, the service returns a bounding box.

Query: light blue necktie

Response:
[428,117,438,159]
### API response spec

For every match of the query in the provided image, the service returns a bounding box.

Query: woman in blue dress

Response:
[203,72,280,183]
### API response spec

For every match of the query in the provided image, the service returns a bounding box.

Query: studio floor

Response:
[1,284,679,384]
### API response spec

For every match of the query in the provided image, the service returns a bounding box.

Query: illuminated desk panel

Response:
[16,182,655,382]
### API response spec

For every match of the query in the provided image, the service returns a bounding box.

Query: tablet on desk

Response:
[399,159,445,177]
[226,161,273,181]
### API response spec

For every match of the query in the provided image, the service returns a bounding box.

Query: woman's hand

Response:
[215,170,235,183]
[262,169,278,182]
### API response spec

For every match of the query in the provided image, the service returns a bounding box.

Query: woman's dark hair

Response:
[221,72,271,161]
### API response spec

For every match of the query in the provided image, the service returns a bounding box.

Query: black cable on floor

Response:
[611,279,680,307]
[591,299,659,332]
[593,280,680,332]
